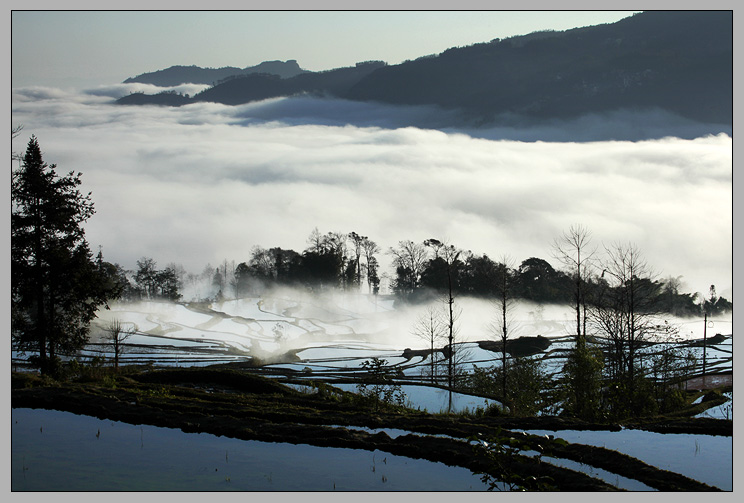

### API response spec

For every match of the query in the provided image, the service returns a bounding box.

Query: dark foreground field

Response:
[11,366,732,491]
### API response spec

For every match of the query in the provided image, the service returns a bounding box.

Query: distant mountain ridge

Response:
[118,11,732,126]
[190,61,387,105]
[123,60,307,86]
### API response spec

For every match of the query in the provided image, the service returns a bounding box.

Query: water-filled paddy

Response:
[26,296,728,386]
[11,295,732,492]
[12,408,488,491]
[520,428,732,490]
[327,382,497,414]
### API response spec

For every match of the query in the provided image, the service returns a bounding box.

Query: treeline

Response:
[388,242,732,317]
[116,227,731,318]
[117,228,382,303]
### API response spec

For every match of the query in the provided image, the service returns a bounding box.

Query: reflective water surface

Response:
[12,408,488,491]
[522,428,732,491]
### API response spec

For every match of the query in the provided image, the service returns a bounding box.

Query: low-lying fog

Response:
[10,84,732,299]
[93,287,731,367]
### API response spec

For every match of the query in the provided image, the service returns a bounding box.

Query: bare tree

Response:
[424,239,463,402]
[306,226,325,253]
[490,255,517,398]
[412,305,446,383]
[104,318,136,371]
[441,299,469,412]
[552,224,596,348]
[591,242,664,409]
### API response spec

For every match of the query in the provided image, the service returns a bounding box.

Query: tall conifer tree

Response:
[12,136,114,374]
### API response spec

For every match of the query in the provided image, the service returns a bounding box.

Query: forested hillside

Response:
[117,11,732,125]
[123,59,307,86]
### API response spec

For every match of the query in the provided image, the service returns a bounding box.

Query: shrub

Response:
[356,357,407,411]
[560,343,604,420]
[464,356,549,416]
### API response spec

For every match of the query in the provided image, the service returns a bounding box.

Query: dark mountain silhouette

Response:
[117,90,192,106]
[123,60,307,86]
[191,61,387,105]
[345,11,731,125]
[117,11,731,125]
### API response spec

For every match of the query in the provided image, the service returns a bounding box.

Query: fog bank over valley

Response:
[11,85,732,299]
[91,288,729,369]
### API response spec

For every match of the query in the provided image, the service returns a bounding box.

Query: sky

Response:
[8,6,735,301]
[11,9,638,89]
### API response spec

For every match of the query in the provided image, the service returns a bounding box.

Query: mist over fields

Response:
[11,84,732,299]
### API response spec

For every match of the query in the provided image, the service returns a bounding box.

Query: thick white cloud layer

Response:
[10,87,732,298]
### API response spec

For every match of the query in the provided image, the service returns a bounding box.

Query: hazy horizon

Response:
[11,10,637,89]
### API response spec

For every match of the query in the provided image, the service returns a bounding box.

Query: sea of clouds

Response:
[10,83,733,299]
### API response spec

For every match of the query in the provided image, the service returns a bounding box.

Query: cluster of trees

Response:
[552,230,711,420]
[192,229,383,300]
[120,227,728,322]
[109,230,385,304]
[388,237,728,317]
[403,225,729,419]
[128,258,182,301]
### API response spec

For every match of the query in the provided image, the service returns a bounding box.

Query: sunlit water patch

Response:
[520,428,732,490]
[281,381,497,414]
[302,423,655,490]
[694,392,733,420]
[296,346,403,361]
[212,298,281,319]
[326,383,498,414]
[12,408,488,491]
[77,300,732,378]
[512,449,655,491]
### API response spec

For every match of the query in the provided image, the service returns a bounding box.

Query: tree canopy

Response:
[11,136,119,374]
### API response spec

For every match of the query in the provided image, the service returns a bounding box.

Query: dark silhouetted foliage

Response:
[11,137,119,375]
[118,12,732,125]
